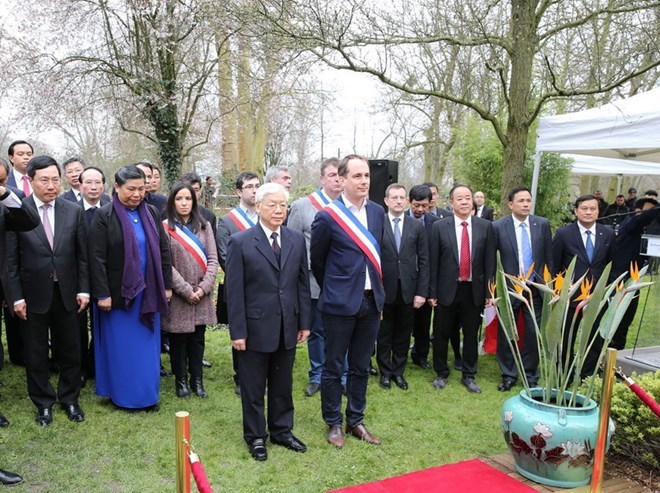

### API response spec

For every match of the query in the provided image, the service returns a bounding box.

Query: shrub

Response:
[587,370,660,470]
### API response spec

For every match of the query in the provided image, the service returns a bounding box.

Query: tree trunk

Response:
[500,0,538,212]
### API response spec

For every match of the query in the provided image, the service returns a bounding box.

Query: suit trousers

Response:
[377,284,413,378]
[237,342,296,443]
[432,282,481,379]
[307,299,325,384]
[411,303,462,364]
[609,292,640,350]
[562,304,605,381]
[321,294,380,427]
[4,306,24,365]
[496,295,541,385]
[169,325,206,380]
[22,283,81,409]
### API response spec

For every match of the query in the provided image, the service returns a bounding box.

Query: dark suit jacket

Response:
[226,225,311,353]
[480,206,494,221]
[492,214,553,280]
[428,215,496,307]
[88,202,172,308]
[7,171,19,189]
[613,206,660,276]
[6,197,89,314]
[77,196,111,227]
[311,198,385,315]
[216,214,246,272]
[382,214,429,304]
[0,198,40,302]
[145,192,167,213]
[552,222,615,284]
[62,189,81,202]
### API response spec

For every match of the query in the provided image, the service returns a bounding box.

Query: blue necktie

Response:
[585,230,594,263]
[520,222,533,275]
[393,217,402,252]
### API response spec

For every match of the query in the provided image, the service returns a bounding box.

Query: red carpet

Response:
[330,459,537,493]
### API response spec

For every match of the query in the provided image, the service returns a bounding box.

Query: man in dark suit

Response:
[428,184,496,394]
[135,162,167,212]
[226,183,311,461]
[608,197,659,350]
[0,183,36,486]
[6,156,89,426]
[407,185,458,369]
[311,154,385,448]
[493,187,553,391]
[474,191,494,220]
[216,172,260,394]
[6,141,33,196]
[61,158,85,202]
[553,194,615,379]
[0,158,27,370]
[377,184,428,391]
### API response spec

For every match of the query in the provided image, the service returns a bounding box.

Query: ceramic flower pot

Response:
[500,388,613,488]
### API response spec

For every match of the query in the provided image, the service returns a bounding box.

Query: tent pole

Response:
[531,151,542,214]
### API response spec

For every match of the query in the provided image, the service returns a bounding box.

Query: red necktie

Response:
[22,175,30,196]
[459,221,471,281]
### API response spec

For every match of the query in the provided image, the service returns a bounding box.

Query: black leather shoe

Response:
[413,359,431,369]
[304,382,320,396]
[497,378,516,392]
[202,359,212,368]
[393,375,409,390]
[368,363,378,376]
[249,438,267,461]
[432,376,447,389]
[379,376,391,389]
[189,377,208,398]
[62,403,85,422]
[234,384,241,396]
[175,379,190,398]
[271,435,307,453]
[36,406,54,426]
[461,376,482,394]
[0,469,23,486]
[0,414,9,428]
[160,364,172,377]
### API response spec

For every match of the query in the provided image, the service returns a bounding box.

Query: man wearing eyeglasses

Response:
[216,172,261,395]
[6,156,89,426]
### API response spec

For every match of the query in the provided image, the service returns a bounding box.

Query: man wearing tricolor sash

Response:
[288,158,344,397]
[216,172,260,395]
[311,154,385,448]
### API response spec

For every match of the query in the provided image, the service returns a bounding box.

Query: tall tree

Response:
[256,0,660,209]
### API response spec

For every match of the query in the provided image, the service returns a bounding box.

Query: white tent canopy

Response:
[567,154,660,176]
[532,87,660,209]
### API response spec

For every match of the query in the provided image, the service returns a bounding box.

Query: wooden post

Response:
[590,348,617,493]
[175,411,191,493]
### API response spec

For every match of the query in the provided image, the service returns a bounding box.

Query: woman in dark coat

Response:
[89,165,172,409]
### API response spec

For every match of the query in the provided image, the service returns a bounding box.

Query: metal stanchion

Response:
[590,348,617,493]
[176,411,191,493]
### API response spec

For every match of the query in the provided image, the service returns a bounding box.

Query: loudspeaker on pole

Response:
[368,159,399,208]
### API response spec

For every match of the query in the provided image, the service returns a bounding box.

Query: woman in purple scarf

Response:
[89,166,172,409]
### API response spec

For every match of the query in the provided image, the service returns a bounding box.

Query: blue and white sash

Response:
[325,200,382,279]
[226,207,255,231]
[163,221,208,271]
[308,189,330,211]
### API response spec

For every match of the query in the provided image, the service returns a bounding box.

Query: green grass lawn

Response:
[0,277,657,492]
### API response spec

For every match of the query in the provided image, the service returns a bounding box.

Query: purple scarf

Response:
[113,194,168,329]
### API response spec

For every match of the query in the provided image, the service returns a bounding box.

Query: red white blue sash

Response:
[308,189,330,211]
[226,207,255,231]
[163,221,208,272]
[325,200,382,279]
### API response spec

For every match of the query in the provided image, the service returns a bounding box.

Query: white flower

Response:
[504,410,513,423]
[561,440,587,458]
[533,422,553,437]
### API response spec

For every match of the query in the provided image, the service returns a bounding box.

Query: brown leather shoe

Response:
[327,425,345,448]
[346,423,381,445]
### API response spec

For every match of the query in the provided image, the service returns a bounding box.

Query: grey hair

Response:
[256,182,289,203]
[265,165,289,183]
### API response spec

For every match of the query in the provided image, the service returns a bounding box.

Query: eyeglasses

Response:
[242,184,260,190]
[36,178,61,186]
